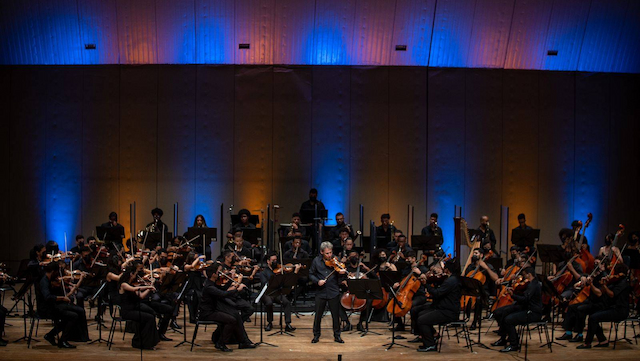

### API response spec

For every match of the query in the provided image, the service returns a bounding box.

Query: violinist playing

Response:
[220,250,255,322]
[577,263,631,349]
[337,237,356,264]
[259,252,300,332]
[199,262,256,352]
[310,242,347,344]
[415,259,461,352]
[598,233,622,268]
[118,262,161,349]
[37,262,90,348]
[491,267,542,352]
[557,258,608,343]
[72,246,98,310]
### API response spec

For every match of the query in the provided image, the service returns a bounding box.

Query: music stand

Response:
[537,245,564,264]
[143,232,173,249]
[174,280,195,348]
[485,257,503,271]
[460,276,493,351]
[186,227,217,257]
[88,281,109,344]
[96,226,125,243]
[378,270,410,350]
[538,274,565,348]
[346,279,383,337]
[411,235,442,252]
[240,228,262,246]
[266,273,298,337]
[254,283,277,347]
[511,229,540,248]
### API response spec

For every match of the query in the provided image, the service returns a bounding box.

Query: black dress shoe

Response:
[171,320,181,329]
[311,336,319,343]
[239,342,257,349]
[593,342,609,348]
[408,336,422,343]
[357,323,365,332]
[469,324,477,331]
[557,333,573,341]
[44,333,57,346]
[391,324,405,332]
[491,338,507,347]
[159,334,173,341]
[569,335,584,343]
[334,336,344,343]
[0,339,8,347]
[499,345,519,353]
[265,322,273,331]
[215,343,233,352]
[285,324,296,332]
[576,344,591,349]
[417,345,437,352]
[342,323,352,332]
[58,341,76,349]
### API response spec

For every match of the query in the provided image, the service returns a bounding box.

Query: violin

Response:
[324,257,346,272]
[215,270,242,286]
[194,259,214,271]
[273,263,306,274]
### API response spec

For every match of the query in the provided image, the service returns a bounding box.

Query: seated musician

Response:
[284,236,310,260]
[549,229,584,302]
[118,263,160,349]
[72,246,98,309]
[330,212,355,241]
[492,267,542,352]
[342,249,375,332]
[147,249,181,338]
[421,213,443,238]
[385,229,404,250]
[38,262,90,348]
[390,234,413,263]
[415,259,460,352]
[283,231,312,254]
[332,228,350,257]
[576,263,630,349]
[200,262,256,352]
[504,246,520,269]
[225,228,253,252]
[285,212,307,239]
[374,248,397,272]
[463,248,498,330]
[557,259,608,343]
[102,211,125,230]
[219,250,255,321]
[226,209,256,239]
[46,240,60,255]
[402,251,430,337]
[338,238,356,264]
[69,234,86,254]
[598,233,622,265]
[232,233,253,260]
[260,252,300,332]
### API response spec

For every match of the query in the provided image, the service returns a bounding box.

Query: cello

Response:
[576,213,595,274]
[492,250,536,312]
[460,257,487,310]
[386,269,421,317]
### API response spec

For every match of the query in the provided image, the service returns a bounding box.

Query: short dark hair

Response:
[381,213,390,220]
[109,211,118,220]
[265,251,277,261]
[151,208,164,217]
[394,229,403,234]
[521,267,535,276]
[87,236,97,241]
[205,262,223,278]
[238,209,251,217]
[571,220,581,228]
[517,213,526,220]
[79,246,91,253]
[309,188,318,194]
[336,212,344,217]
[292,212,301,218]
[397,234,407,241]
[430,213,438,219]
[559,228,574,241]
[339,227,349,234]
[76,234,85,241]
[405,250,416,258]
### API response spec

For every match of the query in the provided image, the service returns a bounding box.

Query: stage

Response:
[2,305,638,361]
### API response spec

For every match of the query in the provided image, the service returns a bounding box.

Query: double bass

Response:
[576,213,595,274]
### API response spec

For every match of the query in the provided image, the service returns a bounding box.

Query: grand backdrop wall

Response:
[2,65,639,269]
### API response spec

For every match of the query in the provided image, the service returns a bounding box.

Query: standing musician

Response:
[577,263,630,349]
[491,267,543,352]
[376,214,396,244]
[0,271,9,346]
[199,263,256,352]
[421,213,443,238]
[37,262,90,348]
[102,211,125,231]
[463,248,498,330]
[192,214,208,228]
[146,208,168,234]
[478,216,497,252]
[219,250,255,321]
[414,259,460,352]
[310,241,347,344]
[299,188,326,214]
[514,213,532,230]
[260,252,300,332]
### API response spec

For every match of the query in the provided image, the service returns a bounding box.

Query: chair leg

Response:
[190,323,199,352]
[27,317,36,349]
[465,325,473,353]
[613,322,618,350]
[437,325,443,353]
[35,318,40,337]
[544,324,552,352]
[108,318,116,350]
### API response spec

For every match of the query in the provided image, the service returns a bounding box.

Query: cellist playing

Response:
[462,248,498,330]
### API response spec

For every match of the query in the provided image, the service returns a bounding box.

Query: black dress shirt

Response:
[309,255,342,299]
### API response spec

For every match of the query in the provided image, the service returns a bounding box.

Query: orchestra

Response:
[1,204,637,358]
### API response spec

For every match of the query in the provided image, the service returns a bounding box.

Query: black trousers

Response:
[234,297,255,322]
[262,294,292,324]
[358,299,374,324]
[495,305,541,345]
[121,303,160,349]
[585,308,628,344]
[410,294,430,334]
[494,304,524,342]
[48,303,89,342]
[563,301,603,334]
[202,311,248,345]
[0,305,7,337]
[416,310,457,347]
[313,294,341,338]
[148,300,173,334]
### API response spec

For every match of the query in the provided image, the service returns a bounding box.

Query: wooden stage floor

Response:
[2,306,639,361]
